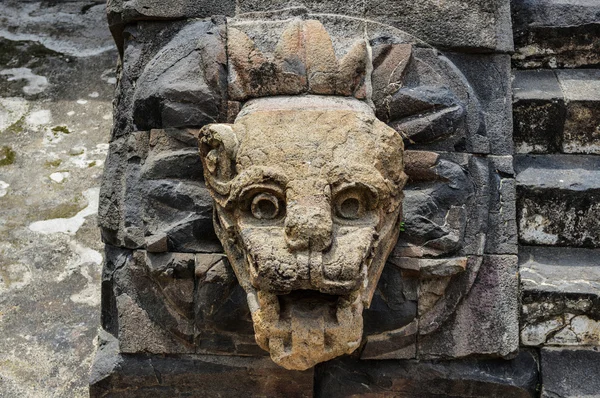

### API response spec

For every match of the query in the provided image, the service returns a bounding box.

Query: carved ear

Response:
[198,124,239,204]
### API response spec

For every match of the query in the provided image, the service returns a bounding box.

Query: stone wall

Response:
[90,0,600,396]
[511,1,600,396]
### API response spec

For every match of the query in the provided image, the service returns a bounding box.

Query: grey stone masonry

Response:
[106,0,236,52]
[314,350,539,398]
[512,0,600,68]
[90,330,314,397]
[237,0,514,53]
[557,70,600,154]
[513,69,600,154]
[540,347,600,398]
[515,154,600,248]
[520,246,600,347]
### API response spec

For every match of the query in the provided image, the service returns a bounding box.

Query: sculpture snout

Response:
[284,201,333,252]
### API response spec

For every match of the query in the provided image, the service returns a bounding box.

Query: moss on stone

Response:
[4,115,25,135]
[0,146,16,166]
[51,125,71,135]
[87,161,97,167]
[45,159,62,168]
[41,200,84,220]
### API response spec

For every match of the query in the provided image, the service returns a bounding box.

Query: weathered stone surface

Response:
[129,20,227,133]
[556,69,600,154]
[379,48,485,154]
[520,246,600,347]
[512,70,565,154]
[194,253,263,356]
[98,132,150,249]
[1,0,114,57]
[106,0,235,51]
[512,70,600,154]
[540,347,600,398]
[486,156,518,254]
[229,15,489,154]
[418,255,519,359]
[199,95,407,370]
[360,262,418,359]
[395,152,494,258]
[512,0,600,68]
[445,53,513,155]
[516,155,600,247]
[103,248,196,354]
[237,0,513,52]
[98,128,221,252]
[90,331,314,397]
[314,350,539,398]
[227,19,368,101]
[0,6,121,395]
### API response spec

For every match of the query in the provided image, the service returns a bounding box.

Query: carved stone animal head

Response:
[199,95,406,370]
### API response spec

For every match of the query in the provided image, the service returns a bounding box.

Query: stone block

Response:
[512,70,565,154]
[314,350,539,398]
[90,331,314,398]
[111,19,227,138]
[418,255,519,359]
[556,69,600,154]
[194,254,264,356]
[511,70,600,155]
[394,152,489,259]
[110,250,197,354]
[540,347,600,398]
[226,14,509,156]
[98,128,221,252]
[107,0,235,51]
[98,132,150,249]
[516,154,600,247]
[237,0,513,52]
[381,48,482,154]
[360,263,418,360]
[520,246,600,347]
[512,0,600,68]
[226,18,368,101]
[114,20,192,138]
[486,156,518,255]
[445,53,513,155]
[130,20,227,132]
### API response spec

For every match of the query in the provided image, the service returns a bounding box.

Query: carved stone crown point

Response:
[227,19,368,101]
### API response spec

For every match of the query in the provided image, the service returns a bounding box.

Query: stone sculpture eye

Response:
[334,189,366,220]
[251,192,282,220]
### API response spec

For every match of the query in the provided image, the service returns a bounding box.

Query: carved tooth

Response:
[246,290,260,314]
[295,251,310,281]
[247,253,260,281]
[257,290,280,322]
[252,290,283,352]
[309,250,324,288]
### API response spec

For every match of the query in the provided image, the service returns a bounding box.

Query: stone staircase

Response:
[511,2,600,394]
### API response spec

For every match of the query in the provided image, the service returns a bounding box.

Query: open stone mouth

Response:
[253,287,364,370]
[277,290,348,322]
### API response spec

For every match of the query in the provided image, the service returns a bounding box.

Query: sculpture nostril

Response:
[284,209,333,252]
[311,234,333,253]
[285,227,309,251]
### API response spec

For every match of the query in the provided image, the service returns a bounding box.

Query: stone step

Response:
[513,69,600,154]
[519,246,600,347]
[512,0,600,68]
[541,347,600,398]
[515,154,600,248]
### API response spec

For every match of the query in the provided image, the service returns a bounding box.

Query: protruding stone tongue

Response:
[262,291,363,371]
